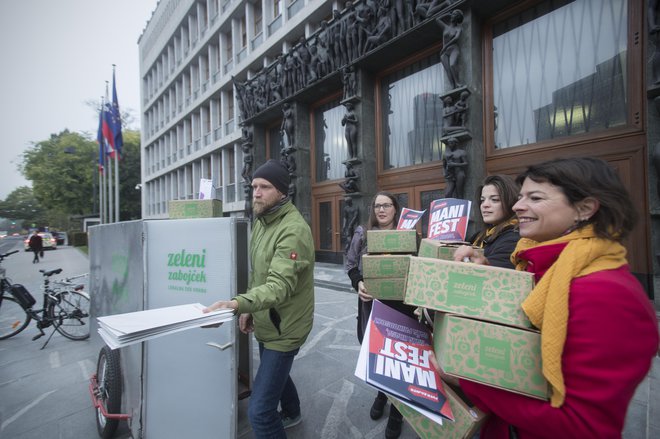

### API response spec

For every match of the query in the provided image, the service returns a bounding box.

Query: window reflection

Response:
[492,0,628,149]
[319,201,333,250]
[381,54,444,169]
[314,99,347,182]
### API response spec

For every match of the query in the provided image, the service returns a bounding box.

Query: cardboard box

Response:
[168,200,223,219]
[367,230,418,254]
[362,254,410,278]
[404,256,534,328]
[363,278,407,300]
[433,314,549,400]
[389,382,487,439]
[418,238,484,261]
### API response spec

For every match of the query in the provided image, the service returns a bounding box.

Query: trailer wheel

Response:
[95,346,122,438]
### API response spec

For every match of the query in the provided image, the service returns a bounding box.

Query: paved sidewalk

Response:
[312,262,660,439]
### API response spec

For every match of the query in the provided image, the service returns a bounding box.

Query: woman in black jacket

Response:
[455,175,520,268]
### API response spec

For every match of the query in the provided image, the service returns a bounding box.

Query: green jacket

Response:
[233,201,315,351]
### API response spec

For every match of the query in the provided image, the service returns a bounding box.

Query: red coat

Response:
[461,242,659,439]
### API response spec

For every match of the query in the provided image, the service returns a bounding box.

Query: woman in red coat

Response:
[455,157,659,438]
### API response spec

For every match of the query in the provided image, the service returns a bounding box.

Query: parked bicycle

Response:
[0,249,91,349]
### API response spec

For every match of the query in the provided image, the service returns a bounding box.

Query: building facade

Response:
[138,0,659,303]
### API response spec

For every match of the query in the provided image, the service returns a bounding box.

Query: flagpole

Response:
[114,152,120,221]
[111,65,123,223]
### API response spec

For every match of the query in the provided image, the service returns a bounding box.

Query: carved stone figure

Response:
[415,0,458,23]
[342,197,360,253]
[344,2,359,62]
[281,102,295,147]
[436,9,464,90]
[338,162,360,193]
[342,102,359,159]
[342,65,357,99]
[318,20,336,72]
[241,143,254,181]
[442,137,468,198]
[365,6,392,52]
[330,10,348,68]
[442,91,469,134]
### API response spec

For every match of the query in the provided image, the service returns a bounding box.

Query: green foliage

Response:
[0,186,48,229]
[15,128,141,225]
[69,231,88,247]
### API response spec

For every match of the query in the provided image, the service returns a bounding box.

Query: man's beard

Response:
[253,198,275,216]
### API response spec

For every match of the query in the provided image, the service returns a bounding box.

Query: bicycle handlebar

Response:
[0,250,19,260]
[65,273,89,282]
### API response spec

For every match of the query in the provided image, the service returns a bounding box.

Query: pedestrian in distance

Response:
[345,191,416,439]
[204,159,315,439]
[28,232,43,264]
[453,174,520,269]
[450,157,659,438]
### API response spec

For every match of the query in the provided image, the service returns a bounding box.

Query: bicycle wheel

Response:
[96,346,122,439]
[0,295,31,339]
[49,290,90,340]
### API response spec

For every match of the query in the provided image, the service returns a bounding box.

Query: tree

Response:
[18,128,141,224]
[0,186,48,229]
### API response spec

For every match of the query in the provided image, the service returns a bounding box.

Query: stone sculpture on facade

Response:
[342,196,360,253]
[441,90,469,135]
[442,136,467,199]
[342,102,359,160]
[365,5,393,52]
[338,162,360,193]
[234,0,461,121]
[281,102,295,148]
[342,66,358,100]
[436,8,464,90]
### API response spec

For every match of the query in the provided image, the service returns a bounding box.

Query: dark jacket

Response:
[471,226,520,269]
[29,234,43,251]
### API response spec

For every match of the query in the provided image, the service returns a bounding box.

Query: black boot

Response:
[370,393,387,420]
[385,406,403,439]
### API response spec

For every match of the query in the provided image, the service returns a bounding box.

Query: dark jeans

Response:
[248,343,300,439]
[31,249,40,263]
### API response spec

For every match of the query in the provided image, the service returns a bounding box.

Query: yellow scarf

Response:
[511,225,628,407]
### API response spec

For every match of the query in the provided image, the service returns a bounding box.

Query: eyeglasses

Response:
[373,203,394,211]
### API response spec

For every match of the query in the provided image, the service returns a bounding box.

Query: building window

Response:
[490,0,628,149]
[380,53,444,170]
[313,98,348,182]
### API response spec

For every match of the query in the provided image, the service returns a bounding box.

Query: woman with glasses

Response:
[345,191,416,439]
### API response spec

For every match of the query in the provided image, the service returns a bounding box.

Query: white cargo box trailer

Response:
[88,218,251,439]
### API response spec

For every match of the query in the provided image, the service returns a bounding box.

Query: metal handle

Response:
[206,342,233,351]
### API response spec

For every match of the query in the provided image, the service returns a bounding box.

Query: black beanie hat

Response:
[252,159,290,194]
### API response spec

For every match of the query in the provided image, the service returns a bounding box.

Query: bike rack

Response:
[88,373,132,420]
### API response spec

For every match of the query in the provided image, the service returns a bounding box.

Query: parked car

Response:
[23,232,58,251]
[51,231,68,246]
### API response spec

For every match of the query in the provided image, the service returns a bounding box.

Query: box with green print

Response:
[417,238,484,261]
[168,199,223,218]
[433,313,549,400]
[389,381,487,439]
[404,256,535,329]
[366,229,418,253]
[362,255,410,300]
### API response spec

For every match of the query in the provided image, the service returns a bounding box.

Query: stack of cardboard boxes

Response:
[394,241,547,438]
[361,230,418,300]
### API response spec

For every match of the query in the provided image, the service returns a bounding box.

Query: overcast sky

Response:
[0,0,159,199]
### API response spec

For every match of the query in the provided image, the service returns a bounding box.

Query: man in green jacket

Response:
[205,159,314,438]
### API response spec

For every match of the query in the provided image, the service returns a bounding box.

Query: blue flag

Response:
[110,69,123,158]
